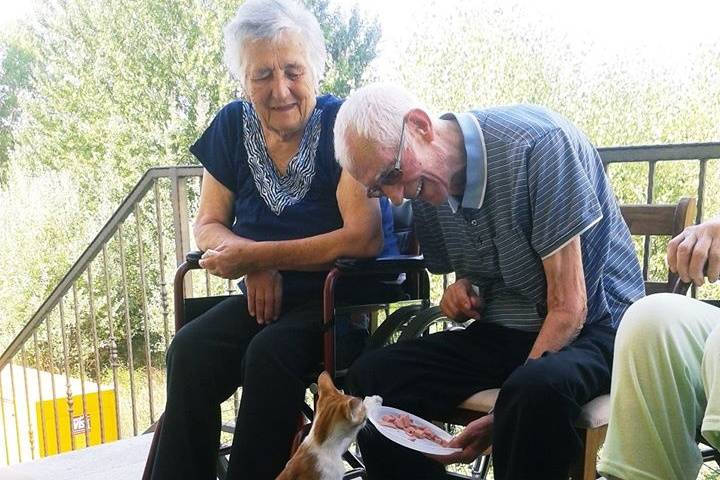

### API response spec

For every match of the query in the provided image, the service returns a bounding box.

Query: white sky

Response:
[336,0,720,78]
[0,0,34,28]
[2,0,719,73]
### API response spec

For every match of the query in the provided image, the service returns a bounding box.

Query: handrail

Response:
[0,166,203,368]
[598,142,720,163]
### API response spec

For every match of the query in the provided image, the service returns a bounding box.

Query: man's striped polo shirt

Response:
[413,105,645,331]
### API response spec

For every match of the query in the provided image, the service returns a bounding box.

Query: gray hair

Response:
[223,0,327,90]
[334,83,426,171]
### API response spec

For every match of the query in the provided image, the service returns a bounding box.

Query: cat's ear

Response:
[318,371,335,394]
[347,397,365,423]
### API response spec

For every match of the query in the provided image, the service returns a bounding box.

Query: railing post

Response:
[170,168,194,298]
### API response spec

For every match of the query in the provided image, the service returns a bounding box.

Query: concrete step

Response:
[0,434,153,480]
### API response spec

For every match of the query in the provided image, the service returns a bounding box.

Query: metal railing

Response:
[0,166,235,464]
[0,142,719,466]
[600,142,720,300]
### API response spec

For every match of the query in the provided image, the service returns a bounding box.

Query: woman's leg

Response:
[151,295,260,480]
[599,293,720,480]
[226,303,323,480]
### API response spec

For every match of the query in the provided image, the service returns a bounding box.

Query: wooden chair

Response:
[406,197,697,480]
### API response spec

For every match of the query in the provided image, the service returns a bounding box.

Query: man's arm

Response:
[527,236,588,359]
[197,169,384,278]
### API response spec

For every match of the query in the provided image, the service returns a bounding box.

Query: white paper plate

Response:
[367,405,461,455]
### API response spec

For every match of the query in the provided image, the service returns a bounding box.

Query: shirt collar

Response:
[440,112,487,213]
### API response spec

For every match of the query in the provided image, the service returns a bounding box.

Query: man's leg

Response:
[598,293,720,480]
[151,296,259,480]
[346,322,535,480]
[226,303,323,480]
[492,321,615,480]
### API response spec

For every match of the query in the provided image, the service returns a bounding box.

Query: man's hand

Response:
[245,270,283,325]
[667,218,720,286]
[198,237,256,279]
[427,414,494,465]
[440,278,484,322]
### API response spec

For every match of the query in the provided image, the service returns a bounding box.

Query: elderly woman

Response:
[150,1,399,479]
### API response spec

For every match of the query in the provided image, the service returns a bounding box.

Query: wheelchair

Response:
[142,201,432,480]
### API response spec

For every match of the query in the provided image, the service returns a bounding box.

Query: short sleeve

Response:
[189,101,243,193]
[528,128,603,259]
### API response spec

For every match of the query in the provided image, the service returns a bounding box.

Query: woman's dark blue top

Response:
[190,94,398,303]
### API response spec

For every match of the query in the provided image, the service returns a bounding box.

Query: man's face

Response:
[243,31,316,140]
[345,131,438,206]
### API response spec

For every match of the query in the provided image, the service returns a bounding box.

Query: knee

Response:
[243,330,280,371]
[616,293,687,354]
[165,326,197,374]
[706,326,720,354]
[497,364,574,416]
[345,352,382,397]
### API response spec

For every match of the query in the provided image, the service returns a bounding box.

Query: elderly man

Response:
[333,83,645,480]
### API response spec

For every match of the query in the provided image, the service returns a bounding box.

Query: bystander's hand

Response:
[667,217,720,286]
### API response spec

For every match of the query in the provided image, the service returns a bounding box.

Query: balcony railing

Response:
[0,143,719,466]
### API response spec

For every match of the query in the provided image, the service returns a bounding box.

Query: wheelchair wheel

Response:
[397,306,467,341]
[365,304,426,351]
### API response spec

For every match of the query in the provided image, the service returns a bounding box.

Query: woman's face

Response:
[243,31,317,141]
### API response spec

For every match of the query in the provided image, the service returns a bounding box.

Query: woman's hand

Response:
[245,270,283,325]
[427,414,494,465]
[199,237,257,279]
[440,278,484,322]
[667,217,720,286]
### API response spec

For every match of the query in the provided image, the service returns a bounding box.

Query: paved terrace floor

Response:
[0,434,153,480]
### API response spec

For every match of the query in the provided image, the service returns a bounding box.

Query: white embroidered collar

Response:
[242,102,322,215]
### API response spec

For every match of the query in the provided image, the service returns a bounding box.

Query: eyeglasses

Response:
[366,120,406,198]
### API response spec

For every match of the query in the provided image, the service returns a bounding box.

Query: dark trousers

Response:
[151,295,323,480]
[346,320,616,480]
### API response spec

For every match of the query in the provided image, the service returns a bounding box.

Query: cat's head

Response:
[312,371,366,445]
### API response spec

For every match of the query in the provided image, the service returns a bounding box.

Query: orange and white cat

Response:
[276,371,381,480]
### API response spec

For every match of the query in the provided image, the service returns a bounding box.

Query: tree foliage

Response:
[305,0,381,97]
[0,34,35,187]
[0,0,380,353]
[378,2,720,299]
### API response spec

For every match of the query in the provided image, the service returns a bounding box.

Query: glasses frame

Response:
[366,120,406,198]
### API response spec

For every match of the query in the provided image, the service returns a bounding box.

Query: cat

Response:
[276,371,381,480]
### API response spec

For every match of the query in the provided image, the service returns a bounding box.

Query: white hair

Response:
[334,83,426,171]
[223,0,327,90]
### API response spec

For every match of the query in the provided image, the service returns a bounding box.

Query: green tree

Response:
[0,34,35,187]
[305,0,381,97]
[0,0,381,355]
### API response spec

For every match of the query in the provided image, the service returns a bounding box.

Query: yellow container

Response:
[36,389,118,456]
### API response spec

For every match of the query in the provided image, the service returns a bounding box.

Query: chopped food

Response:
[379,414,450,447]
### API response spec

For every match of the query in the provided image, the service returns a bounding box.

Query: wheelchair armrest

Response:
[185,250,204,267]
[333,255,426,275]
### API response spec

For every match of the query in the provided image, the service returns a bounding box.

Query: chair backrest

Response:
[619,197,697,295]
[391,200,419,255]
